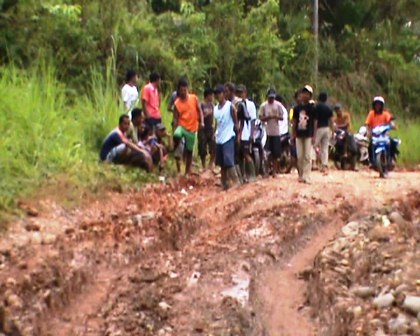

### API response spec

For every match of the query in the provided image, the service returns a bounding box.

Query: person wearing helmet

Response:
[365,96,394,131]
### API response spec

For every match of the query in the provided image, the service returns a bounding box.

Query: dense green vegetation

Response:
[0,0,419,214]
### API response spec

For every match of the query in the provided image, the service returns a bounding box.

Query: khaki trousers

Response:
[296,137,312,180]
[316,127,331,166]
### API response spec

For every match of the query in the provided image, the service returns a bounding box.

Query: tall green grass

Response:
[0,64,153,216]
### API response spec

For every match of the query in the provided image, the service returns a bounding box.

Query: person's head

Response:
[214,85,226,103]
[372,96,385,114]
[318,91,328,103]
[203,88,214,103]
[131,108,143,126]
[266,88,276,104]
[301,85,313,103]
[156,123,167,138]
[294,90,303,105]
[149,72,161,86]
[235,84,247,99]
[140,125,153,140]
[126,70,138,84]
[177,78,189,99]
[118,114,131,132]
[334,103,343,117]
[224,82,236,100]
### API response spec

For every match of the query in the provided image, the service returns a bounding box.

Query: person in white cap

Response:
[292,85,317,183]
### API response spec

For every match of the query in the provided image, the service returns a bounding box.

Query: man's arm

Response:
[196,98,204,128]
[141,87,150,119]
[173,105,179,129]
[312,118,318,144]
[231,105,239,132]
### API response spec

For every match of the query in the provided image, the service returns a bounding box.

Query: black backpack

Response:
[237,99,251,122]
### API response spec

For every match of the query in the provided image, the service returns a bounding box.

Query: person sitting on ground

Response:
[334,104,352,132]
[198,88,215,170]
[142,72,162,129]
[99,114,152,172]
[127,107,143,144]
[236,84,257,182]
[314,92,333,174]
[214,85,240,189]
[259,89,284,176]
[121,70,139,116]
[173,78,204,175]
[139,125,166,171]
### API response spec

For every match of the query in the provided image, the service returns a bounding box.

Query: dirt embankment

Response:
[0,170,419,336]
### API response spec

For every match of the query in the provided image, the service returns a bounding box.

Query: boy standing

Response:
[198,88,215,169]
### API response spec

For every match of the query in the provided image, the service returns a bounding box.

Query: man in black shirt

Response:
[292,85,316,183]
[315,92,333,173]
[198,88,215,169]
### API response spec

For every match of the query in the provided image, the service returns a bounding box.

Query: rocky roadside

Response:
[306,191,420,336]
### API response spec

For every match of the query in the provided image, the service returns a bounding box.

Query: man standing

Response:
[236,85,257,182]
[173,79,204,175]
[260,89,284,176]
[121,70,139,116]
[292,85,316,183]
[142,72,161,129]
[198,88,215,169]
[314,92,333,174]
[214,85,240,189]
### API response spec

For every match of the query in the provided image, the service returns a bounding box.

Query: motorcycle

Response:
[354,126,370,165]
[331,128,358,170]
[371,124,401,178]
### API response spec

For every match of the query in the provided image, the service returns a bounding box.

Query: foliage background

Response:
[0,0,419,215]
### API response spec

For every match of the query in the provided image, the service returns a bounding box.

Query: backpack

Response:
[237,99,251,122]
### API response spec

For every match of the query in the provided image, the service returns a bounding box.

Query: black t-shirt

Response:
[293,103,316,138]
[100,130,124,161]
[201,102,214,133]
[315,102,333,128]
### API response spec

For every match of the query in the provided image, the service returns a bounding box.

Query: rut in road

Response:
[0,171,419,336]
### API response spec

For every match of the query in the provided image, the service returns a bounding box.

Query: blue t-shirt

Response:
[99,130,124,161]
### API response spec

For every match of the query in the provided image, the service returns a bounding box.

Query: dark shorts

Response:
[240,140,251,157]
[266,136,282,159]
[216,137,235,168]
[145,118,162,129]
[198,128,215,158]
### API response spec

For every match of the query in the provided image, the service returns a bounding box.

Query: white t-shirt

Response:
[214,101,235,145]
[241,99,257,141]
[278,103,289,135]
[121,84,139,112]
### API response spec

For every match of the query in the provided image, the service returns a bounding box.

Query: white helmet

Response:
[372,96,385,105]
[358,126,367,136]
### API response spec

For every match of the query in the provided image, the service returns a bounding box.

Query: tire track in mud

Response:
[0,171,419,335]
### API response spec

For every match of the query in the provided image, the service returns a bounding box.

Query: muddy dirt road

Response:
[0,170,419,336]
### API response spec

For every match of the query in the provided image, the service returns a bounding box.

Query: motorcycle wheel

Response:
[376,152,387,178]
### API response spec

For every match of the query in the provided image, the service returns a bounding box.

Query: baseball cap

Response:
[303,85,313,94]
[156,123,166,131]
[236,84,246,93]
[267,88,276,98]
[214,85,225,94]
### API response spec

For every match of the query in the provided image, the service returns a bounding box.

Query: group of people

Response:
[99,69,396,188]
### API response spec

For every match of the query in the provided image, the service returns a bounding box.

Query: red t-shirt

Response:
[142,83,161,119]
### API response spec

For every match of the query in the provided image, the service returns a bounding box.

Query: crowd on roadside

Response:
[99,70,397,188]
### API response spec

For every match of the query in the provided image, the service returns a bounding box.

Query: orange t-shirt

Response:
[365,110,393,128]
[175,94,200,132]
